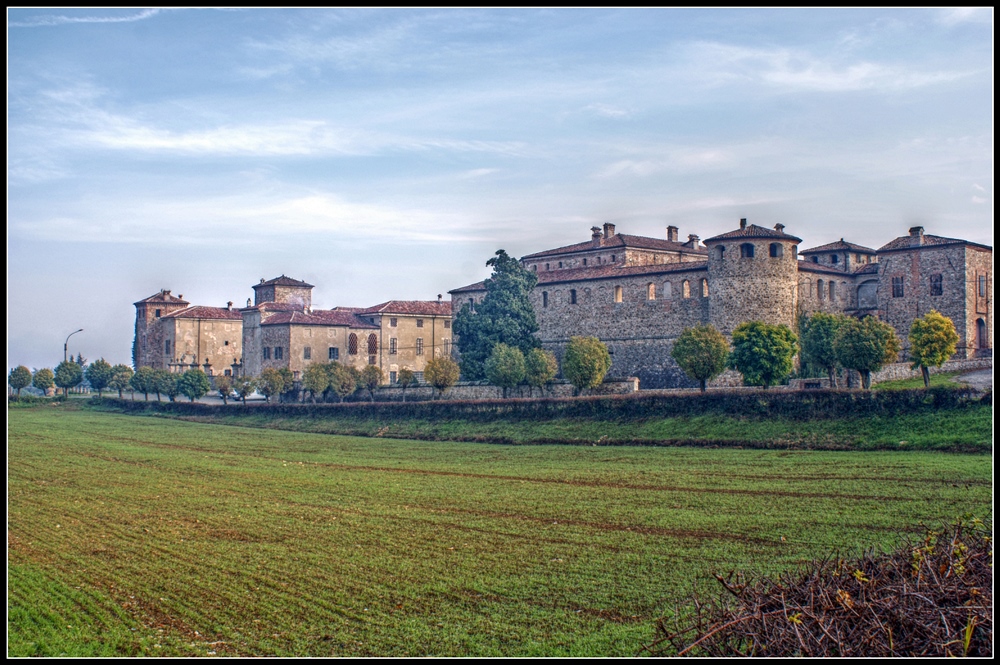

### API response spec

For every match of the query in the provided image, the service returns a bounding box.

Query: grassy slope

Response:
[8,405,992,657]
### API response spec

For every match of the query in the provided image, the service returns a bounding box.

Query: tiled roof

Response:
[260,309,379,329]
[134,290,189,306]
[535,261,708,285]
[449,281,486,295]
[877,234,992,253]
[358,300,451,316]
[252,275,314,289]
[522,234,707,260]
[161,306,242,321]
[853,263,880,275]
[800,239,877,255]
[704,224,802,243]
[240,301,303,313]
[796,262,852,277]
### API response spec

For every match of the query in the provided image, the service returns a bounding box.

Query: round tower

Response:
[703,219,801,335]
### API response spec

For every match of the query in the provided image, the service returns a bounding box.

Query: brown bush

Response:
[641,517,992,657]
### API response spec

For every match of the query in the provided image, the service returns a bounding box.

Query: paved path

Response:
[955,369,992,391]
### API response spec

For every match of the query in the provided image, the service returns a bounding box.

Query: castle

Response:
[450,220,992,388]
[134,276,452,384]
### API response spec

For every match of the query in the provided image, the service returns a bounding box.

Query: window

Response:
[979,275,988,298]
[542,291,549,308]
[647,283,655,300]
[829,281,835,300]
[817,279,825,300]
[582,258,587,266]
[717,246,726,260]
[390,371,397,384]
[414,371,424,383]
[348,333,358,355]
[444,320,450,329]
[663,281,673,300]
[368,355,376,365]
[611,254,616,262]
[165,340,171,354]
[769,243,782,258]
[390,318,398,327]
[892,276,904,298]
[546,263,550,271]
[700,279,709,298]
[155,309,161,318]
[570,289,577,304]
[263,347,271,360]
[390,338,398,355]
[468,298,474,309]
[224,369,232,377]
[831,254,839,264]
[740,243,754,258]
[224,340,229,346]
[682,280,690,298]
[930,274,942,296]
[416,319,424,328]
[977,318,988,349]
[328,347,339,360]
[304,347,311,360]
[811,256,819,263]
[443,339,451,355]
[415,338,424,355]
[614,285,623,303]
[274,347,283,360]
[532,265,537,271]
[558,261,563,268]
[367,333,378,355]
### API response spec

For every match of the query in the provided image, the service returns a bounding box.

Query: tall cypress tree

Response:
[453,250,540,380]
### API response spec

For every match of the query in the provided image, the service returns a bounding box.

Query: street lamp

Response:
[64,329,84,363]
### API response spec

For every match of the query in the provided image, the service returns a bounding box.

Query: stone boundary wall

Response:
[870,357,992,384]
[374,377,639,402]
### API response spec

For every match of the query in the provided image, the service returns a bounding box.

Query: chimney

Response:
[591,226,602,246]
[246,298,252,308]
[686,234,700,248]
[260,278,265,283]
[774,223,785,233]
[603,222,616,239]
[227,301,233,311]
[437,294,442,302]
[178,294,183,300]
[666,225,679,243]
[739,218,747,230]
[909,226,924,246]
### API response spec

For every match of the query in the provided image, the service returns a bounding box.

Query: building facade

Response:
[450,220,992,389]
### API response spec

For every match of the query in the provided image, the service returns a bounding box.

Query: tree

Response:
[485,343,526,398]
[162,373,182,402]
[800,313,848,388]
[109,364,134,399]
[54,360,84,397]
[452,249,540,380]
[909,310,959,388]
[178,369,211,402]
[215,374,233,404]
[562,336,611,394]
[258,368,285,403]
[278,367,295,403]
[9,366,32,397]
[360,365,384,402]
[728,322,798,389]
[671,325,730,392]
[234,376,257,405]
[32,368,55,395]
[328,363,357,402]
[85,358,113,397]
[152,369,174,401]
[423,357,460,398]
[397,368,415,402]
[130,366,157,401]
[834,316,902,390]
[302,363,330,403]
[524,348,558,397]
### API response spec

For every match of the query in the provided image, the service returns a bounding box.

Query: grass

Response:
[8,403,992,656]
[873,370,972,391]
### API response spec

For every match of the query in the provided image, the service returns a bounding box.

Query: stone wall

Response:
[166,318,241,375]
[373,377,639,402]
[870,357,992,384]
[706,237,799,335]
[966,246,992,357]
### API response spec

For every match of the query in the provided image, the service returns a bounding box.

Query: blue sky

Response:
[7,8,993,370]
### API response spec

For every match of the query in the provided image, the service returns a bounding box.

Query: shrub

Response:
[563,336,611,394]
[485,343,526,398]
[909,310,960,388]
[424,357,460,398]
[728,322,798,389]
[671,325,729,392]
[9,366,32,397]
[835,316,902,390]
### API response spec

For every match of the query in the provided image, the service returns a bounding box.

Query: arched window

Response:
[817,279,825,300]
[663,281,673,300]
[614,285,623,303]
[367,333,378,355]
[682,280,690,298]
[977,319,988,349]
[769,243,782,258]
[570,289,577,304]
[647,283,655,300]
[741,243,754,258]
[542,291,549,308]
[348,333,358,355]
[700,278,709,297]
[829,281,836,300]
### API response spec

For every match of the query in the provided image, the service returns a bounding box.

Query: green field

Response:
[8,405,992,656]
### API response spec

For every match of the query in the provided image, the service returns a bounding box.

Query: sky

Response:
[7,8,994,371]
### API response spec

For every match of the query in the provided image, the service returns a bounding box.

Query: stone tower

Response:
[133,290,190,368]
[252,275,314,309]
[704,219,801,335]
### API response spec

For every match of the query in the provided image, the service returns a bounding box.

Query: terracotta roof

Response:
[853,263,880,275]
[796,262,853,277]
[260,309,378,329]
[704,224,802,243]
[449,281,486,295]
[536,261,708,285]
[161,306,242,321]
[800,239,876,255]
[877,234,992,253]
[358,300,451,316]
[522,233,707,260]
[240,301,303,313]
[252,275,314,289]
[134,290,189,306]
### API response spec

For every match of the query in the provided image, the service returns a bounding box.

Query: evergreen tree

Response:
[178,369,211,402]
[671,325,730,392]
[800,313,849,388]
[728,322,798,389]
[109,365,134,399]
[54,360,84,397]
[834,316,901,390]
[453,250,540,380]
[84,358,113,397]
[130,366,157,401]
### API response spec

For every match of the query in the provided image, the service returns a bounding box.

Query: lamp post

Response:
[64,328,84,363]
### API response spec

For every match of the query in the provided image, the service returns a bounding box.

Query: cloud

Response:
[9,9,163,28]
[585,103,629,118]
[971,196,986,204]
[937,8,993,26]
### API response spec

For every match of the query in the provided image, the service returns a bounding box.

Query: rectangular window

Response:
[542,292,548,308]
[389,371,397,384]
[274,347,283,360]
[224,369,232,377]
[444,320,450,329]
[328,347,339,360]
[416,319,424,328]
[570,289,577,304]
[443,339,451,355]
[414,371,424,383]
[224,340,229,346]
[155,309,161,318]
[979,275,987,298]
[583,258,587,266]
[263,347,271,360]
[390,318,397,327]
[165,340,171,354]
[930,274,943,296]
[304,347,311,360]
[390,338,397,355]
[892,276,904,298]
[415,338,424,355]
